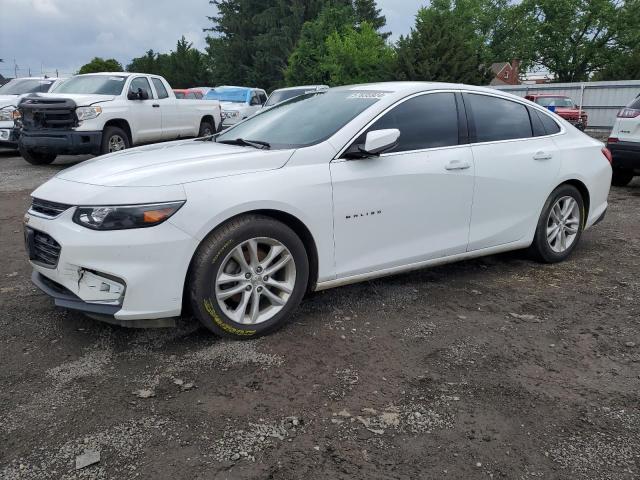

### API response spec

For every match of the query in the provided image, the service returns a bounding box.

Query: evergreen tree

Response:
[394,1,492,84]
[352,0,388,37]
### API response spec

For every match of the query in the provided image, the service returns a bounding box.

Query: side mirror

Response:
[363,129,400,155]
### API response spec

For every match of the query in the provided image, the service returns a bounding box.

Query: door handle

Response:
[533,151,552,161]
[445,160,471,171]
[152,104,160,108]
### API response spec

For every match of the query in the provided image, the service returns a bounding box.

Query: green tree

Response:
[520,0,632,82]
[284,5,355,85]
[78,57,123,74]
[321,22,394,85]
[394,0,492,84]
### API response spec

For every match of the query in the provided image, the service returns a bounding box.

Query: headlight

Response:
[72,201,185,230]
[222,110,240,119]
[0,108,15,122]
[75,106,102,121]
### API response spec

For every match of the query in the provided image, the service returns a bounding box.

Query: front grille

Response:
[18,95,77,131]
[30,229,61,268]
[30,198,72,218]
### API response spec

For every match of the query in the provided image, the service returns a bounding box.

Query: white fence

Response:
[492,80,640,129]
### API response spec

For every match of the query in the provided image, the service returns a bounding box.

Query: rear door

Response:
[150,77,188,139]
[463,92,561,251]
[330,91,475,278]
[127,76,162,143]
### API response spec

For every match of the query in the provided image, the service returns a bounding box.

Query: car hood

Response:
[56,139,295,187]
[32,93,116,106]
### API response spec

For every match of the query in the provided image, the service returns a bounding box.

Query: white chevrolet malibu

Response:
[25,82,612,338]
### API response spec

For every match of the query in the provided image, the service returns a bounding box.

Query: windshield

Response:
[217,89,386,149]
[535,96,575,108]
[0,78,56,95]
[52,75,126,95]
[264,89,311,107]
[206,88,249,103]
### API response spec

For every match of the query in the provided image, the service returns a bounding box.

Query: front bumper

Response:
[25,206,199,324]
[0,127,19,148]
[19,129,102,155]
[608,140,640,171]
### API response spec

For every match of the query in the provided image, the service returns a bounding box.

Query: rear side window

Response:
[186,92,196,99]
[194,92,203,99]
[535,110,561,135]
[466,94,532,142]
[364,92,459,153]
[151,78,169,99]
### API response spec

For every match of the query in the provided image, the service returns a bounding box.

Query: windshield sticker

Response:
[109,77,125,81]
[347,92,387,99]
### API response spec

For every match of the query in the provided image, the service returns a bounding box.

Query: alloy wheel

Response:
[546,196,580,253]
[214,237,296,325]
[108,135,126,152]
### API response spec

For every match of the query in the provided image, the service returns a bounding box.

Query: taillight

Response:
[608,137,619,143]
[617,108,640,118]
[601,147,613,164]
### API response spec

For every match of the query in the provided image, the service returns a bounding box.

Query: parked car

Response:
[0,77,65,149]
[607,94,640,186]
[14,72,222,165]
[25,82,611,338]
[525,94,588,130]
[264,85,328,108]
[174,89,204,100]
[205,86,267,127]
[189,86,215,97]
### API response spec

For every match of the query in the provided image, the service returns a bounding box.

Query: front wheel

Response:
[529,184,585,263]
[19,146,57,165]
[100,126,130,155]
[189,215,309,339]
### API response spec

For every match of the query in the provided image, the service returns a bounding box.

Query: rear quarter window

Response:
[629,96,640,110]
[535,110,562,135]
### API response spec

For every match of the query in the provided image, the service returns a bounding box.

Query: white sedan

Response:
[25,82,612,338]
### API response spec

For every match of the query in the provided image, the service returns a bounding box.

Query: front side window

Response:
[52,75,126,95]
[216,89,385,149]
[130,77,153,99]
[466,94,532,143]
[151,78,168,99]
[359,92,459,153]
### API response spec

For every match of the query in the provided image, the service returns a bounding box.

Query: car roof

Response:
[272,85,329,92]
[527,94,571,97]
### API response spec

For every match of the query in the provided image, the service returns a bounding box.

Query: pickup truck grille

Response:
[30,198,72,218]
[18,96,77,131]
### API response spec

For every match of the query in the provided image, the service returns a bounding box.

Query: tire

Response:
[198,120,214,137]
[189,215,309,339]
[529,184,585,263]
[100,126,130,155]
[611,168,634,187]
[19,145,57,165]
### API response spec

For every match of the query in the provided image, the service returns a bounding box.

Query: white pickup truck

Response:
[15,72,222,165]
[0,77,65,149]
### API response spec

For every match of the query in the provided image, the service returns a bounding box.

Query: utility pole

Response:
[14,58,18,78]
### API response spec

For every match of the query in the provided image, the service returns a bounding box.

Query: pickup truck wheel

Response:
[611,168,634,187]
[198,120,214,137]
[101,126,130,155]
[19,146,57,165]
[189,215,309,339]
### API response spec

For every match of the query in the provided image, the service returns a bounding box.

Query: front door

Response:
[330,92,475,279]
[127,76,162,143]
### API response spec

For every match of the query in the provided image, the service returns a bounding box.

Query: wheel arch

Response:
[559,178,590,219]
[200,115,215,130]
[103,119,132,145]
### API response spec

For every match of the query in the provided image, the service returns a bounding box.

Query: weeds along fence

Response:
[492,80,640,130]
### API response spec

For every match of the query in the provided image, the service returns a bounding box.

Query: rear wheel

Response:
[19,145,56,165]
[611,168,634,187]
[198,120,214,137]
[101,126,130,155]
[529,184,585,263]
[189,215,309,339]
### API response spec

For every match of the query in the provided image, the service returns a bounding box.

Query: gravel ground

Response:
[0,148,639,479]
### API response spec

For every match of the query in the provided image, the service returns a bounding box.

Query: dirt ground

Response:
[0,148,639,480]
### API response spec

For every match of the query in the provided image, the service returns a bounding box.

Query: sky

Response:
[0,0,426,79]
